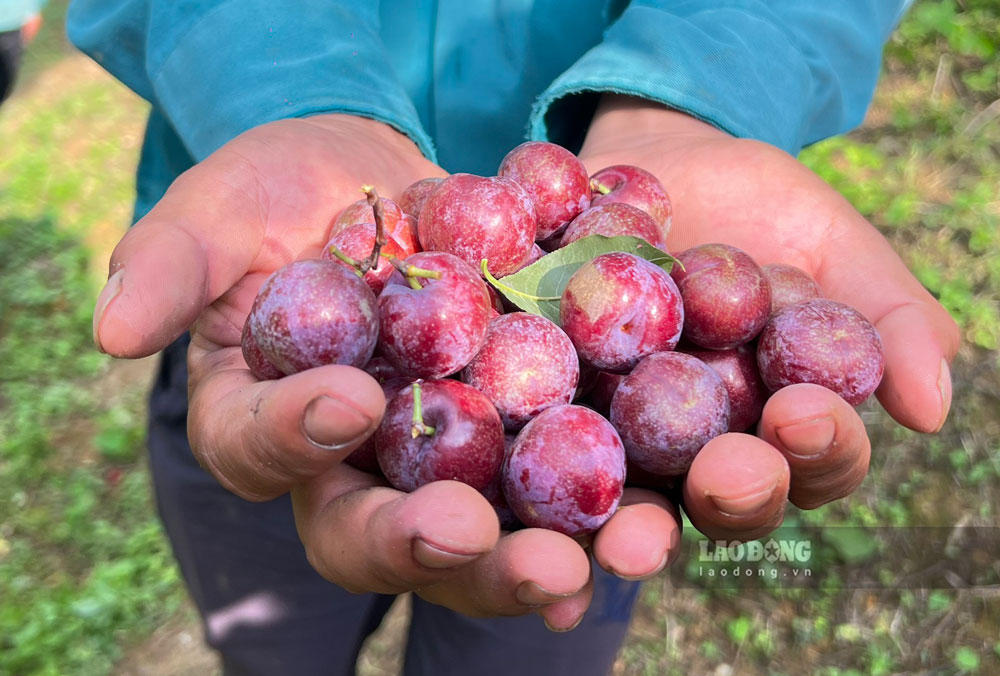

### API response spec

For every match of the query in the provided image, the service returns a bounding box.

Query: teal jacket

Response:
[67,0,910,220]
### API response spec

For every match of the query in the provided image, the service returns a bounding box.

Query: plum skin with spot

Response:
[560,252,684,372]
[378,251,493,379]
[611,351,730,476]
[241,317,283,381]
[462,313,579,431]
[762,263,823,314]
[248,259,379,375]
[589,164,672,240]
[671,243,772,350]
[498,141,591,240]
[560,202,665,249]
[680,344,768,432]
[756,299,885,406]
[418,173,537,277]
[376,379,505,493]
[502,405,626,537]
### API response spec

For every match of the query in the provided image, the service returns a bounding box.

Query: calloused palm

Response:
[93,114,682,630]
[579,97,960,539]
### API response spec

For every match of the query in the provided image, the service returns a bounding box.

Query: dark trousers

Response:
[148,336,640,676]
[0,30,23,104]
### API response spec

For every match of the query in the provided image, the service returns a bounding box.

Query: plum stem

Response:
[405,266,442,280]
[385,254,442,290]
[590,178,612,195]
[480,259,561,301]
[410,381,435,438]
[360,185,388,274]
[328,246,366,278]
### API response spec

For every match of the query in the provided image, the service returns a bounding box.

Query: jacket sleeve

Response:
[530,0,911,155]
[66,0,435,162]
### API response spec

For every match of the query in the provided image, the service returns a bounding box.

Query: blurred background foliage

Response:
[0,1,997,675]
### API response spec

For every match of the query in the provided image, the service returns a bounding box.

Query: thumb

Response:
[93,152,267,358]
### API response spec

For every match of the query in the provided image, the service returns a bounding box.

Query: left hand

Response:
[577,95,960,541]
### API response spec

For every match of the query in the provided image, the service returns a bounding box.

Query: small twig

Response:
[360,185,388,273]
[931,53,951,101]
[962,98,1000,137]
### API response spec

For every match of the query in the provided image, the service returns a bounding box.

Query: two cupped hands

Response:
[91,99,959,631]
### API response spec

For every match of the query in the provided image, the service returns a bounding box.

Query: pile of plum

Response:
[242,141,885,537]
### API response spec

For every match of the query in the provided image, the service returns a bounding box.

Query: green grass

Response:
[800,0,1000,353]
[0,19,182,675]
[0,215,183,676]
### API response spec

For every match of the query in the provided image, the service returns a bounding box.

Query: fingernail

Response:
[412,538,483,569]
[93,269,124,353]
[706,480,777,517]
[301,395,374,450]
[933,358,952,433]
[774,416,836,458]
[516,581,574,607]
[615,550,670,581]
[544,612,585,633]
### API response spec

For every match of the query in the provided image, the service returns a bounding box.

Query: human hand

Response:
[93,114,681,628]
[93,114,442,489]
[578,95,960,540]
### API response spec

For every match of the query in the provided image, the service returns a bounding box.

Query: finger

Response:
[802,203,959,434]
[757,384,871,509]
[417,528,592,619]
[872,301,956,433]
[187,349,386,501]
[592,488,682,580]
[93,151,272,358]
[293,475,500,594]
[538,566,594,632]
[683,433,790,541]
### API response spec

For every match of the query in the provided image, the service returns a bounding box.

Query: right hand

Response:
[95,115,679,629]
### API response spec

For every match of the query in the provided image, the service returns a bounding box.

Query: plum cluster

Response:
[242,142,885,537]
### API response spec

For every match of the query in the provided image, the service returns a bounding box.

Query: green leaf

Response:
[726,616,752,644]
[928,590,952,612]
[954,646,980,672]
[482,235,678,324]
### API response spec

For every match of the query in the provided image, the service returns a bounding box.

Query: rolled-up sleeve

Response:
[67,0,435,162]
[530,0,911,155]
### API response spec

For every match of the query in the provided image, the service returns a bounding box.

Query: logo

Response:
[698,538,812,563]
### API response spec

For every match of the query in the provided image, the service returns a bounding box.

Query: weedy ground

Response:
[0,2,997,675]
